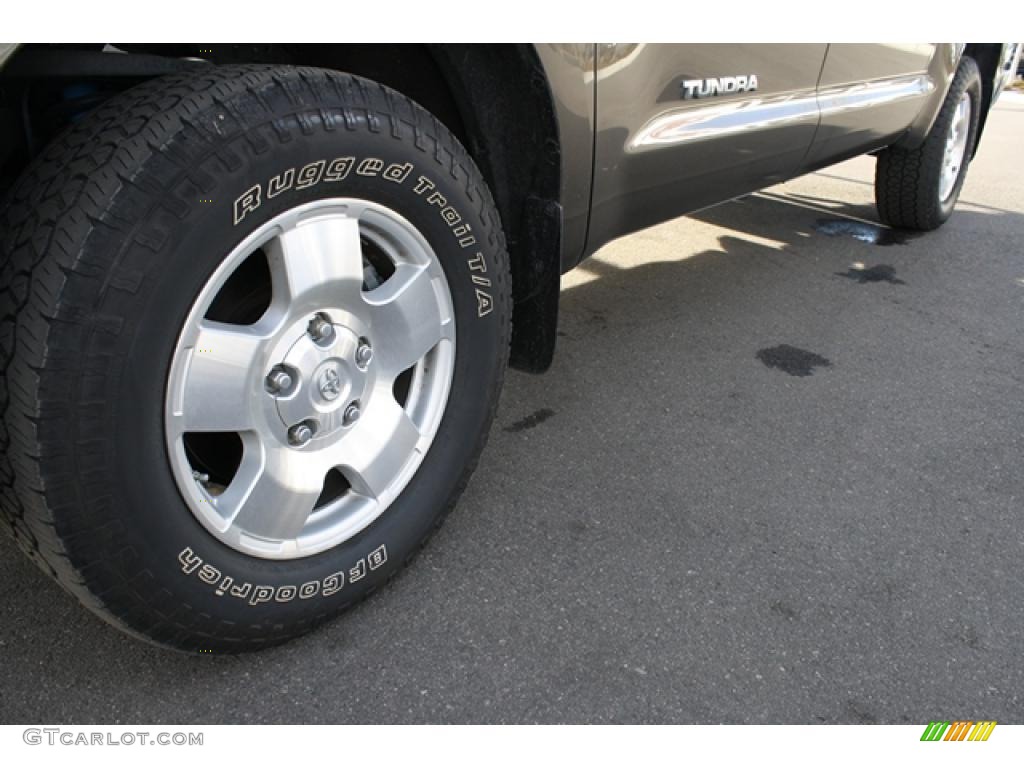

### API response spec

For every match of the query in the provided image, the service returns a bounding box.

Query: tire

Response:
[0,65,510,652]
[874,56,982,231]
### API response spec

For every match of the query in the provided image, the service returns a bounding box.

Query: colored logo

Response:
[920,721,997,742]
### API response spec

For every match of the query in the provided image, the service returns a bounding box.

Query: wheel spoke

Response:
[218,442,324,542]
[265,214,364,309]
[175,321,266,432]
[330,391,424,501]
[366,264,452,379]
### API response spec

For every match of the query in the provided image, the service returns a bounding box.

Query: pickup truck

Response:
[0,43,1018,652]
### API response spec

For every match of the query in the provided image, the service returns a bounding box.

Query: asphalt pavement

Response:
[1,92,1021,725]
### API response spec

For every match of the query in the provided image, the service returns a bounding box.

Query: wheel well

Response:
[963,44,1002,159]
[0,43,563,372]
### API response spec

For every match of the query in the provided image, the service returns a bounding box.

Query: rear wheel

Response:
[874,56,982,231]
[0,65,510,652]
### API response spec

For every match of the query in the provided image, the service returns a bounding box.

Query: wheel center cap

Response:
[317,366,343,401]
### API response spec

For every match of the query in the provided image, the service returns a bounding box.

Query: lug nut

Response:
[343,401,361,427]
[266,368,293,394]
[355,342,373,369]
[308,313,335,343]
[288,422,315,447]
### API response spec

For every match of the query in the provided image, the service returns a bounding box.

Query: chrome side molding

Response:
[630,74,934,152]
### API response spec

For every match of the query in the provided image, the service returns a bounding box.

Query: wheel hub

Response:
[270,315,371,445]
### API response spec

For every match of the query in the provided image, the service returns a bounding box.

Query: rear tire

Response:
[0,65,510,652]
[874,56,982,231]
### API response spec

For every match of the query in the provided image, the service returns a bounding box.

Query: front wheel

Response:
[0,65,510,652]
[874,55,983,231]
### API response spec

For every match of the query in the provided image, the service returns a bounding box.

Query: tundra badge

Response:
[681,75,759,99]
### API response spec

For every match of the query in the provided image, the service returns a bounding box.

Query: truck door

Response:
[586,43,827,257]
